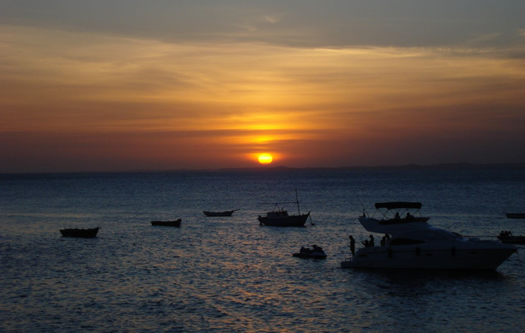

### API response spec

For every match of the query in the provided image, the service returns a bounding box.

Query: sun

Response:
[258,153,273,165]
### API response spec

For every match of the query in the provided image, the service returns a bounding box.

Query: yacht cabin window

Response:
[389,238,425,246]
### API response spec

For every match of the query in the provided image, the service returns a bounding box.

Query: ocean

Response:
[1,167,525,332]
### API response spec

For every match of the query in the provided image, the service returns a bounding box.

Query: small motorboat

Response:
[498,231,525,244]
[151,219,182,227]
[203,209,239,217]
[60,227,100,238]
[293,245,327,259]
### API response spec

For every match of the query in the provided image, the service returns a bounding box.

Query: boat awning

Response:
[375,202,422,210]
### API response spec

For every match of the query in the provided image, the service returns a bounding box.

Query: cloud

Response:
[2,1,525,48]
[1,23,524,172]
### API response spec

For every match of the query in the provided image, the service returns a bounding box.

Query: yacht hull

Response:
[341,242,516,270]
[346,203,517,270]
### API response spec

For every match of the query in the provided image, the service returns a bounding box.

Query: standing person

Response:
[369,235,375,247]
[349,235,356,256]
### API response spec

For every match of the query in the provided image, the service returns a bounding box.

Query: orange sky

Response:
[1,2,525,173]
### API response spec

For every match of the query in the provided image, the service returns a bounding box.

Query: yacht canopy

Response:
[375,202,422,210]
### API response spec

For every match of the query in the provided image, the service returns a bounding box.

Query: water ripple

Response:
[1,169,525,332]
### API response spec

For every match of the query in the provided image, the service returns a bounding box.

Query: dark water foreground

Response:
[1,168,525,332]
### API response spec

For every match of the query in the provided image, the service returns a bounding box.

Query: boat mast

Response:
[295,188,301,215]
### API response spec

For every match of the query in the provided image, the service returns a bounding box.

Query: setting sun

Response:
[258,153,273,165]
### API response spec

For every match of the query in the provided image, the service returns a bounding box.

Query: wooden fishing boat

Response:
[60,227,99,238]
[151,219,182,227]
[258,189,310,227]
[505,213,525,219]
[258,209,310,227]
[203,209,239,217]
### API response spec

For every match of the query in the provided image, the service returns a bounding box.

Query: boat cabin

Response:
[369,202,429,222]
[388,228,464,246]
[265,209,290,218]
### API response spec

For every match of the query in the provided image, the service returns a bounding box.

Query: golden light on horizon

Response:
[258,153,273,165]
[2,24,524,173]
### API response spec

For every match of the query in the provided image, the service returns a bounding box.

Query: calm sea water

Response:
[1,167,525,332]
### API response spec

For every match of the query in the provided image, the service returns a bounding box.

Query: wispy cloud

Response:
[1,20,525,172]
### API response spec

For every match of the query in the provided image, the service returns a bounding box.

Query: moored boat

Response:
[203,209,239,217]
[258,209,310,227]
[60,227,100,238]
[341,202,517,270]
[258,190,310,227]
[151,219,182,227]
[505,213,525,219]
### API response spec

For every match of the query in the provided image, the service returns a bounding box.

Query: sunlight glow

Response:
[2,24,524,172]
[258,153,273,165]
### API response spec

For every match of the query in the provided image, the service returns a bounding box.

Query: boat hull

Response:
[498,235,525,244]
[60,227,99,238]
[505,213,525,219]
[293,252,327,259]
[341,241,516,270]
[151,219,181,227]
[258,213,309,227]
[203,210,236,217]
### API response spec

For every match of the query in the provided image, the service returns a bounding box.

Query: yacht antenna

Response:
[355,192,367,217]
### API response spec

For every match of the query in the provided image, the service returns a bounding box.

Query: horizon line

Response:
[2,162,524,176]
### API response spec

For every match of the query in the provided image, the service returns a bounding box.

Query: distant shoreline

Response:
[2,162,524,176]
[216,162,525,173]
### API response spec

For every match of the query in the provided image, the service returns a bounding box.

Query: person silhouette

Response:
[349,235,356,256]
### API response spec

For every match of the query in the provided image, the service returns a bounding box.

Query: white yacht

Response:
[341,202,517,270]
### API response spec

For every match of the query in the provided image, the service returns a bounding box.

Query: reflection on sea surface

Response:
[343,267,523,332]
[1,168,524,332]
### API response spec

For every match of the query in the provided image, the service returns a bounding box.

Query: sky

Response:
[1,0,524,173]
